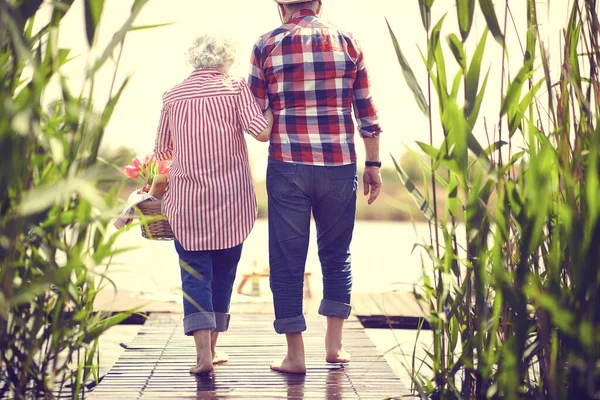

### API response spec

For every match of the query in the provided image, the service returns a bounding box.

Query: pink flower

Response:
[132,156,144,170]
[144,154,153,165]
[124,165,140,179]
[157,160,171,175]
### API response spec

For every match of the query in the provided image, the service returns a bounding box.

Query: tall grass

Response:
[390,0,600,398]
[0,1,155,398]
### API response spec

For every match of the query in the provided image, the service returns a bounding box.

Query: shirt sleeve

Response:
[248,39,269,111]
[154,98,173,161]
[237,79,268,137]
[352,41,382,138]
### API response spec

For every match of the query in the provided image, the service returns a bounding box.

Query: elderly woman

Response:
[154,34,272,375]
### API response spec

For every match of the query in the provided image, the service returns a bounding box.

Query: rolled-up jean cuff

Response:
[183,311,216,336]
[318,299,352,319]
[214,312,231,333]
[273,315,307,334]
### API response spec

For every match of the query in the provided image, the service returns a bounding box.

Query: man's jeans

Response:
[174,241,242,336]
[267,157,357,334]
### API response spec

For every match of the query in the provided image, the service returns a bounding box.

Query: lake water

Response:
[104,219,436,301]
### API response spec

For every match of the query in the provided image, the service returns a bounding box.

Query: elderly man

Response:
[249,0,383,373]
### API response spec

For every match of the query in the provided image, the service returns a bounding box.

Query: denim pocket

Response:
[267,159,299,197]
[326,163,358,200]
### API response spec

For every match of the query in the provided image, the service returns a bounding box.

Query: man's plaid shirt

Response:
[248,9,382,166]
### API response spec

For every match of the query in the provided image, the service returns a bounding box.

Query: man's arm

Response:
[352,41,382,205]
[248,39,269,111]
[362,136,382,205]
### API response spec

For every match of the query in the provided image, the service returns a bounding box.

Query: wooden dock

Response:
[90,313,413,399]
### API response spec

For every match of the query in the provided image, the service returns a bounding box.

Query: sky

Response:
[44,0,573,178]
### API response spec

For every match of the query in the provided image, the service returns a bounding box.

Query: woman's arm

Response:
[254,108,273,142]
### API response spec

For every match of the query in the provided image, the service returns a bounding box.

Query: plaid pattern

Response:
[249,9,382,166]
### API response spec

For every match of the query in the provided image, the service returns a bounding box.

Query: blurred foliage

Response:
[391,0,600,398]
[0,0,151,398]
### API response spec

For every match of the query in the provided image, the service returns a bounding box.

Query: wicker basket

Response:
[137,199,174,240]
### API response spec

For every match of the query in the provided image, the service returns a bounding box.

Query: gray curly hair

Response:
[186,34,236,71]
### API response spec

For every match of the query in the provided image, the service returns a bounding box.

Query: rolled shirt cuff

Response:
[273,315,307,334]
[318,299,352,319]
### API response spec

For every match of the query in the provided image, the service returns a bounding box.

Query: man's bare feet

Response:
[270,355,307,374]
[326,348,351,364]
[325,316,351,364]
[189,357,214,375]
[271,333,306,374]
[212,349,229,364]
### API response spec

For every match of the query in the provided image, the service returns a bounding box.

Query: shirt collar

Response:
[189,68,225,78]
[290,9,316,20]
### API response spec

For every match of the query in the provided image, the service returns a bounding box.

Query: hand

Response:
[149,174,169,200]
[264,108,273,125]
[363,167,382,205]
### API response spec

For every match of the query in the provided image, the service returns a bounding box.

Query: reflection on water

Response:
[192,368,354,399]
[194,370,307,399]
[326,367,346,399]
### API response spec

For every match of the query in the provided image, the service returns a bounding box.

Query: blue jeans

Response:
[267,157,357,334]
[174,241,242,336]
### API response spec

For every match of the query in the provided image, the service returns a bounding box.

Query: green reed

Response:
[390,0,600,398]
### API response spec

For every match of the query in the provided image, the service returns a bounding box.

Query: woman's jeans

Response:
[267,157,357,334]
[174,241,242,336]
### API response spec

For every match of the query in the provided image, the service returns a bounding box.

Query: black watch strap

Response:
[365,161,382,168]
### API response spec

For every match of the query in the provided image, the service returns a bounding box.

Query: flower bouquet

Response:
[124,154,171,197]
[123,154,174,240]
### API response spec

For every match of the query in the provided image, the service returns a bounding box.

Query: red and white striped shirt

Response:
[154,68,268,251]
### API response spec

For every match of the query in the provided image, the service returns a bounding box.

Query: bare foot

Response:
[270,356,306,374]
[326,348,351,364]
[189,363,213,375]
[212,349,229,365]
[190,356,214,375]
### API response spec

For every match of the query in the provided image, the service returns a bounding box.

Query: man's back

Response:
[249,9,381,166]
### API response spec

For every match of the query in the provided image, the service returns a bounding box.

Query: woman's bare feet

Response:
[270,355,307,374]
[191,329,214,375]
[271,332,306,374]
[212,349,229,364]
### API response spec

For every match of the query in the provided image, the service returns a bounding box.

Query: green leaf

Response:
[129,22,176,31]
[391,154,435,222]
[91,1,148,73]
[478,0,505,47]
[508,78,544,137]
[465,29,488,118]
[418,0,435,31]
[441,99,469,176]
[450,70,463,99]
[447,33,467,71]
[500,59,534,117]
[467,68,490,129]
[83,311,143,343]
[386,18,429,118]
[456,0,475,41]
[431,15,448,98]
[84,0,104,47]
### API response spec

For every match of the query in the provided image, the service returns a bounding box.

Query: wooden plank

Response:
[91,313,413,399]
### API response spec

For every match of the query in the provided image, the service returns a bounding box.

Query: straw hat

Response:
[273,0,319,4]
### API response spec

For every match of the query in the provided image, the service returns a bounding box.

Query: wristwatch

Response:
[365,161,382,168]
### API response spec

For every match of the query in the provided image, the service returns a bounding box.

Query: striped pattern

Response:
[249,9,382,166]
[154,69,268,251]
